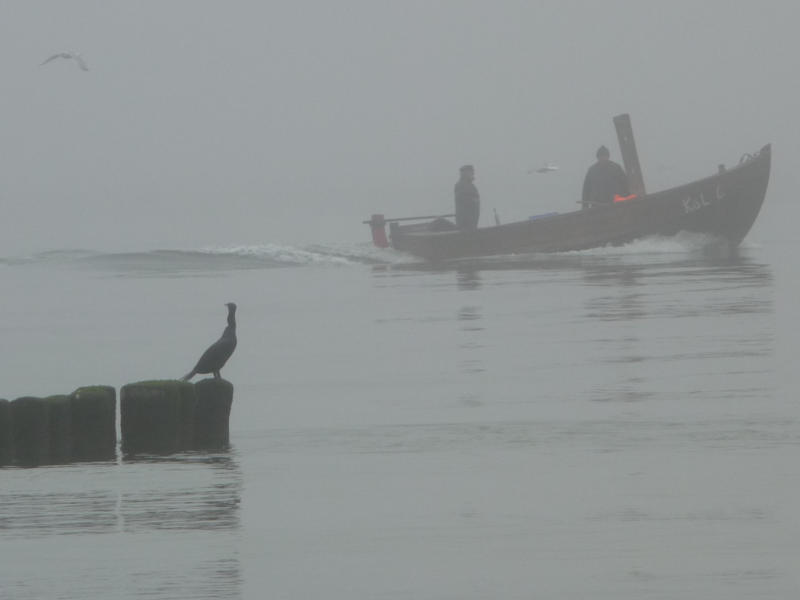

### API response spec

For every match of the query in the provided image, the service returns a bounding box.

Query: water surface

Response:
[1,234,797,599]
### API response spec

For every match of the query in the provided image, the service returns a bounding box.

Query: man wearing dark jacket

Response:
[454,164,480,230]
[582,146,629,208]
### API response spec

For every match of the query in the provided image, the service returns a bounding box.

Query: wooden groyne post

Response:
[0,386,116,467]
[120,378,234,455]
[8,396,50,466]
[120,380,196,455]
[0,399,12,465]
[47,395,73,462]
[71,386,117,460]
[194,379,234,449]
[0,378,233,465]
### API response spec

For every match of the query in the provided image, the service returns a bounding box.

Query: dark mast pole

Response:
[613,113,647,197]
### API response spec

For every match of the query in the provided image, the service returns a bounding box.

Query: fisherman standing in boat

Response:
[454,164,480,230]
[581,146,629,209]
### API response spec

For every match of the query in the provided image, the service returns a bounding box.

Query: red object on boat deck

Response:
[613,193,638,203]
[369,214,389,248]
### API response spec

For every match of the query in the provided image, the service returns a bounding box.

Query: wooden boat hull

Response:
[387,145,771,261]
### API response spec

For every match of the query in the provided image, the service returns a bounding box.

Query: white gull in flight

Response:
[40,51,89,71]
[528,162,559,174]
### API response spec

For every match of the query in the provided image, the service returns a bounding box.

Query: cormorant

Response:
[181,303,237,381]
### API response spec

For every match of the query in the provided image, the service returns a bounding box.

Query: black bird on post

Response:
[182,303,237,381]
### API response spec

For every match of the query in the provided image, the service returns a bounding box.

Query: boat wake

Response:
[0,232,757,274]
[384,231,756,271]
[567,231,746,259]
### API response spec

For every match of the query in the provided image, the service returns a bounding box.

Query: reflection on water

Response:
[456,267,481,291]
[370,244,775,409]
[457,303,486,406]
[457,305,483,331]
[457,305,485,379]
[579,256,774,404]
[118,452,241,533]
[0,488,119,537]
[259,416,799,456]
[0,451,242,600]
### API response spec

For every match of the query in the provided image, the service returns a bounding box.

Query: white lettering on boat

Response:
[682,184,723,215]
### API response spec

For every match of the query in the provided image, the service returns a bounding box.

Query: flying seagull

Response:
[40,51,89,71]
[181,303,238,381]
[528,162,559,174]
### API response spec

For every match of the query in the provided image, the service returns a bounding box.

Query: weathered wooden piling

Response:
[193,379,234,449]
[70,386,116,460]
[176,382,197,448]
[120,378,234,455]
[46,395,73,463]
[120,380,196,455]
[0,387,117,467]
[0,399,12,466]
[2,377,233,464]
[10,396,50,466]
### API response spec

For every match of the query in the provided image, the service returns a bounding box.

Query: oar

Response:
[362,214,455,225]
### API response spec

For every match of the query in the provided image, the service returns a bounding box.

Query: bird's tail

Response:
[181,371,195,381]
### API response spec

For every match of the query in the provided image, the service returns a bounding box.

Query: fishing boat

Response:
[364,115,771,261]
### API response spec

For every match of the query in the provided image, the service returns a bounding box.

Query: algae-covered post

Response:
[120,380,196,455]
[120,378,235,455]
[47,394,73,463]
[70,386,116,460]
[1,388,116,467]
[193,378,234,449]
[0,399,12,466]
[2,377,234,464]
[10,396,50,466]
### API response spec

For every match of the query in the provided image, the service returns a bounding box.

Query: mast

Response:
[613,113,647,196]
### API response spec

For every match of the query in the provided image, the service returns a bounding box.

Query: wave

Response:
[0,242,415,273]
[0,248,100,266]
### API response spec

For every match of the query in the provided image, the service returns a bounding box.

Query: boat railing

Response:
[363,213,456,248]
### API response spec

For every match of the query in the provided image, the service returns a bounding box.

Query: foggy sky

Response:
[1,0,797,255]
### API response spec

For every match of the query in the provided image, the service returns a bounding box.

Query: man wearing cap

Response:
[581,146,629,209]
[454,164,480,230]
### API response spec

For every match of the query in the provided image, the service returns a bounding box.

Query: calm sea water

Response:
[1,230,798,599]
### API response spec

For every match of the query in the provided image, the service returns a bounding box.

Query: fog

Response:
[2,0,797,255]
